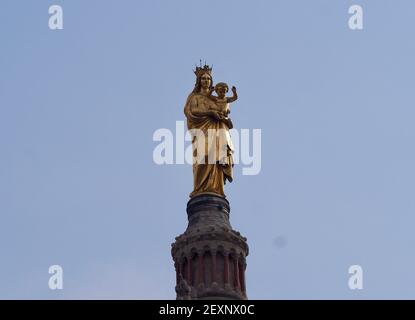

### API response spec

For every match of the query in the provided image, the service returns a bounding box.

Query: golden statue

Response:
[184,64,238,198]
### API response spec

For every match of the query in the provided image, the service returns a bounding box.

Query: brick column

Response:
[187,255,192,285]
[224,251,230,286]
[234,254,240,290]
[198,251,204,286]
[211,249,217,285]
[239,259,246,294]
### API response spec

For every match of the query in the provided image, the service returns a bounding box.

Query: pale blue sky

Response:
[1,0,415,299]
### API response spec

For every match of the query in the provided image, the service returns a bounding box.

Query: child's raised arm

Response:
[227,86,238,103]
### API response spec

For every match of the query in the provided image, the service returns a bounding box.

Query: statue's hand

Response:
[210,111,221,120]
[231,86,237,94]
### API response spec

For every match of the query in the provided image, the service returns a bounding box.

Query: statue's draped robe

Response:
[184,92,234,197]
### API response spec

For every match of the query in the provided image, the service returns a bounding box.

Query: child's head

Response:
[214,82,229,98]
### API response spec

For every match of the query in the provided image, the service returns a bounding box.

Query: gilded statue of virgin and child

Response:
[184,64,238,198]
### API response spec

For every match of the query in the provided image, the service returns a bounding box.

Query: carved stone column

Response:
[172,194,249,300]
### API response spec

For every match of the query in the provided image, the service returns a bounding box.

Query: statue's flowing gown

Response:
[184,92,234,197]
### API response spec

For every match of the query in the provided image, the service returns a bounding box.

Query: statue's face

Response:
[215,85,228,98]
[200,73,212,90]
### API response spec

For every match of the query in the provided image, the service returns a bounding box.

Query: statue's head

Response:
[214,82,229,98]
[202,73,212,88]
[193,63,213,93]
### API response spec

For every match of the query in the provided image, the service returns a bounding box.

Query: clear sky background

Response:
[1,0,415,299]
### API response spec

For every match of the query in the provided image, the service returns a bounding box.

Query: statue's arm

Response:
[185,95,227,123]
[188,96,221,119]
[226,86,238,103]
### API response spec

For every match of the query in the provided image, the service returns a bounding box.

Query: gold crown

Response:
[194,60,212,78]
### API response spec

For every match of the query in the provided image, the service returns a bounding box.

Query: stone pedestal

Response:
[171,194,249,300]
